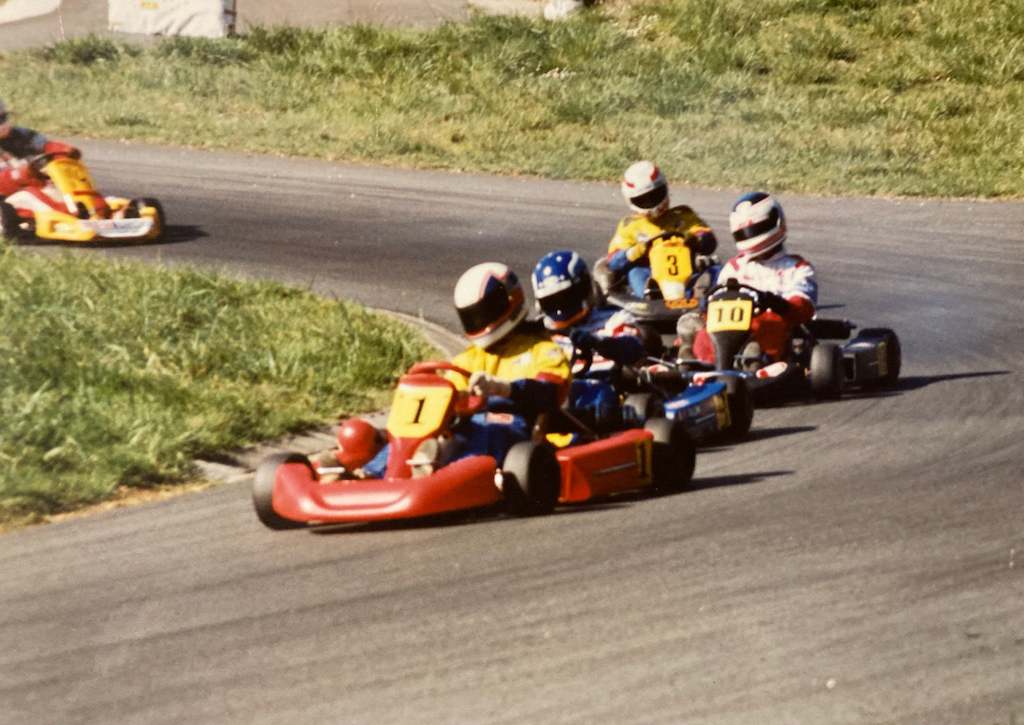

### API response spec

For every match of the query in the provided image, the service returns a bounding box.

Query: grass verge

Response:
[1,0,1022,197]
[0,245,435,528]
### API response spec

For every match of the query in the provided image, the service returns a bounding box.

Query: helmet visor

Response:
[538,284,589,323]
[629,185,668,211]
[732,208,780,241]
[457,284,517,337]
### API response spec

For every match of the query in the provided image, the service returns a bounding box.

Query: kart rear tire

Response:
[809,342,843,401]
[857,327,902,388]
[644,418,696,493]
[501,441,560,517]
[0,200,18,240]
[622,392,665,423]
[252,453,310,530]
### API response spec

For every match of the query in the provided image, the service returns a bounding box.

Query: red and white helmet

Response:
[621,160,670,217]
[729,191,787,258]
[454,262,527,349]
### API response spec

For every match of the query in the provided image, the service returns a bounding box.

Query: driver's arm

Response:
[606,220,647,273]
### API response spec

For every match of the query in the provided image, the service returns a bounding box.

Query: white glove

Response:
[625,238,651,262]
[468,372,512,398]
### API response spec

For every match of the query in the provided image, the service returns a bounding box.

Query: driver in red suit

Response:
[0,97,81,198]
[686,191,818,363]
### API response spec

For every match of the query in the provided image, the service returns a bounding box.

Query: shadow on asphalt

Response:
[893,370,1010,392]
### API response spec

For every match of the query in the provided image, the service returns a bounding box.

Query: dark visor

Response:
[732,208,779,241]
[539,285,588,321]
[458,284,511,336]
[629,185,668,210]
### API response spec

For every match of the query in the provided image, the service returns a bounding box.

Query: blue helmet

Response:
[531,250,594,330]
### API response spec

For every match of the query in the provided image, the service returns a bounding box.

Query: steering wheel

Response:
[26,152,61,176]
[405,361,485,416]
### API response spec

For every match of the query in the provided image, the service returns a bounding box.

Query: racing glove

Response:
[760,291,791,316]
[468,372,512,399]
[568,328,600,353]
[624,239,650,262]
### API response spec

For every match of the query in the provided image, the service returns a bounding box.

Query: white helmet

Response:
[729,191,787,258]
[454,262,527,349]
[621,160,670,217]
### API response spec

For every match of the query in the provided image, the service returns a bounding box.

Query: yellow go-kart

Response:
[0,151,164,243]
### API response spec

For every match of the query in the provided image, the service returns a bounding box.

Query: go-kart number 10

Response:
[706,299,754,333]
[387,384,454,438]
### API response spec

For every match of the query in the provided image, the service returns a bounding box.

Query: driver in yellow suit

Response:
[359,262,569,478]
[605,160,718,298]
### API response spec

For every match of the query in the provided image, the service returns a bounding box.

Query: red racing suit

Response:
[696,249,818,363]
[0,126,80,197]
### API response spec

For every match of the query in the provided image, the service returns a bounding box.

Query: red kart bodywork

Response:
[254,361,666,528]
[270,455,501,524]
[556,428,652,503]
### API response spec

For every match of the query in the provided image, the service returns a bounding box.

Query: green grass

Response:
[0,246,434,527]
[1,0,1021,197]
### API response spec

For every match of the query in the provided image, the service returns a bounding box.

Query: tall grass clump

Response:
[2,0,1020,196]
[0,246,433,527]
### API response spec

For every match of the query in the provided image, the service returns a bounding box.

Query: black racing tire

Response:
[0,199,19,240]
[139,197,166,239]
[501,440,561,517]
[722,375,754,440]
[857,327,902,388]
[622,392,665,423]
[644,417,697,493]
[809,341,844,401]
[252,452,310,530]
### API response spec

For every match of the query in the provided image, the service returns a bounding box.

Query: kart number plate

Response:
[649,243,693,284]
[387,384,454,438]
[707,299,754,333]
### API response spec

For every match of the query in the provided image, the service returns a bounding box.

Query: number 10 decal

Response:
[706,299,754,333]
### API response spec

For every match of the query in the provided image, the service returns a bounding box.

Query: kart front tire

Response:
[723,376,754,440]
[644,418,696,493]
[501,441,560,517]
[252,452,310,530]
[809,342,844,401]
[622,392,665,423]
[126,197,165,240]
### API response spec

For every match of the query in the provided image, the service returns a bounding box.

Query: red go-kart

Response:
[252,361,696,529]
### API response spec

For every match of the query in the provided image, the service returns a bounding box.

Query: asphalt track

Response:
[1,139,1022,724]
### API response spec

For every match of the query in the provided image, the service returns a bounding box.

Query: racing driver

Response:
[0,97,81,198]
[354,262,570,478]
[683,191,818,363]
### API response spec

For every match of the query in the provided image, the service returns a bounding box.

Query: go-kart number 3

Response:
[387,385,454,438]
[707,299,754,333]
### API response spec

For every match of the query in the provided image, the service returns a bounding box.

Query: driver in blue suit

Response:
[531,250,646,428]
